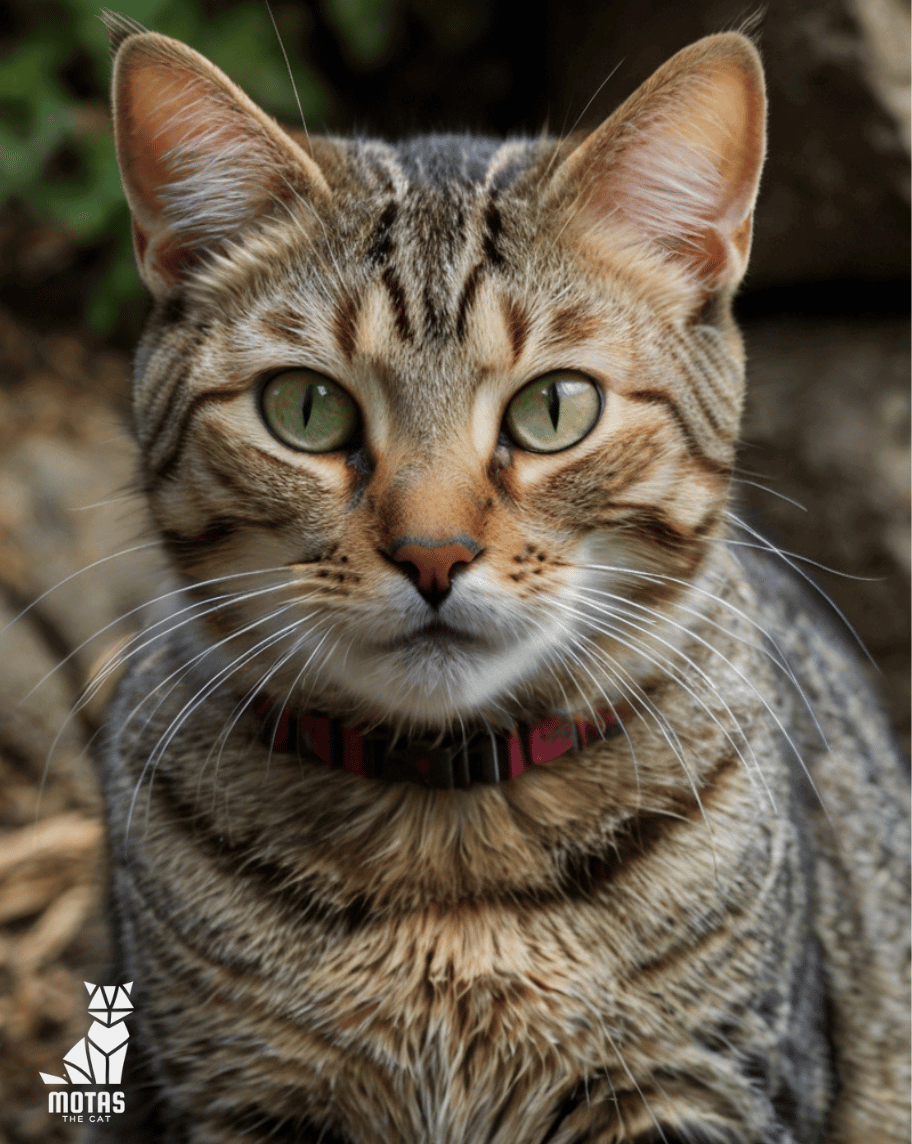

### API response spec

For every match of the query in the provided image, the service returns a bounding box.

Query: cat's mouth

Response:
[381,620,481,651]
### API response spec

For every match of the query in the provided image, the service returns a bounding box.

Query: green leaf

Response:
[0,39,69,102]
[0,97,73,199]
[321,0,398,67]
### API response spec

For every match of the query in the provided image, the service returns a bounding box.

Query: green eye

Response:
[260,370,359,453]
[505,372,602,453]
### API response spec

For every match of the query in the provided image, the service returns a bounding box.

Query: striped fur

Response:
[97,16,909,1144]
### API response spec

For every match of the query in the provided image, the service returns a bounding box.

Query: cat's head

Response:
[106,13,765,733]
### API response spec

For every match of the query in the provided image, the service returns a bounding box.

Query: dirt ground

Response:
[0,291,907,1141]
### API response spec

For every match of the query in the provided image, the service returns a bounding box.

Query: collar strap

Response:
[253,698,627,789]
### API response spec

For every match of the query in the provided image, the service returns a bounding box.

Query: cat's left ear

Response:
[550,33,766,296]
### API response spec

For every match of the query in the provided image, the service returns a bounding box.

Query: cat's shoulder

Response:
[734,538,908,822]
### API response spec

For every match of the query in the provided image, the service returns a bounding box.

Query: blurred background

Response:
[0,0,908,1138]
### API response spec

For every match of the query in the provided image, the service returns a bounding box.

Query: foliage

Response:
[322,0,398,66]
[0,0,354,335]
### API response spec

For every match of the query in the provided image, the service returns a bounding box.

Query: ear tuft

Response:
[100,9,148,57]
[552,34,766,295]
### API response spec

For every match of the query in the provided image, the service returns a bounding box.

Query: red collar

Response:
[253,699,628,789]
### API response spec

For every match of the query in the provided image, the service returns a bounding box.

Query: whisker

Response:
[212,620,338,785]
[44,582,300,776]
[539,56,627,185]
[121,604,304,846]
[590,1010,667,1142]
[556,595,769,812]
[729,476,808,512]
[538,611,695,811]
[553,597,762,872]
[723,530,876,582]
[115,598,303,758]
[577,559,829,748]
[567,630,722,873]
[69,491,141,511]
[33,589,296,819]
[138,616,311,838]
[521,614,648,798]
[726,512,877,666]
[23,567,293,704]
[575,583,819,785]
[264,0,308,136]
[0,541,161,641]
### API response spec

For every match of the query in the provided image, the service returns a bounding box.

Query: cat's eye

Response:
[505,372,602,453]
[260,370,359,453]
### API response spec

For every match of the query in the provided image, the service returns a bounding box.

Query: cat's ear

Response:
[106,18,330,297]
[551,33,766,295]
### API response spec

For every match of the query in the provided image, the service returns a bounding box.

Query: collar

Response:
[253,698,629,789]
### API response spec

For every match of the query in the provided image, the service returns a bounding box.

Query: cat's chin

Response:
[313,618,567,728]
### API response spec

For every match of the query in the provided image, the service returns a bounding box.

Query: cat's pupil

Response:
[301,384,315,429]
[547,383,560,430]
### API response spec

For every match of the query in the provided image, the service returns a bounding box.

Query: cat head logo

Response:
[40,982,134,1086]
[86,982,134,1027]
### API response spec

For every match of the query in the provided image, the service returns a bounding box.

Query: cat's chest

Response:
[102,630,817,1140]
[118,793,799,1144]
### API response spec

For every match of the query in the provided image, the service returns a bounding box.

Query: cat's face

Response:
[108,15,765,731]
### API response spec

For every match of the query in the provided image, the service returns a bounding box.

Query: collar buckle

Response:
[379,742,466,788]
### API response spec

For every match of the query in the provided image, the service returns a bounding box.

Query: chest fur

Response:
[101,614,829,1142]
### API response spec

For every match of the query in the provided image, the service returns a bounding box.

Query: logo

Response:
[40,981,132,1123]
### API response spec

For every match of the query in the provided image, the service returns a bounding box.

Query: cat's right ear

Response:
[105,15,330,298]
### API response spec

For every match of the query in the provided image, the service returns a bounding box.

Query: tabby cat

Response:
[94,11,909,1143]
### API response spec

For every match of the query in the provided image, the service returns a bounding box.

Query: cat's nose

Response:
[390,536,482,608]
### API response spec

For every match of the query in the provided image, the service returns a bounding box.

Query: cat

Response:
[91,10,910,1143]
[40,981,134,1086]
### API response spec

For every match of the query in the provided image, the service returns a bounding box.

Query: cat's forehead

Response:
[336,133,545,190]
[380,135,534,193]
[187,134,553,309]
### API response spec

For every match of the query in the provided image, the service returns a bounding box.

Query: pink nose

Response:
[392,538,481,604]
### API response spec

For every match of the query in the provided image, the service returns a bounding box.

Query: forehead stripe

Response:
[381,266,414,343]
